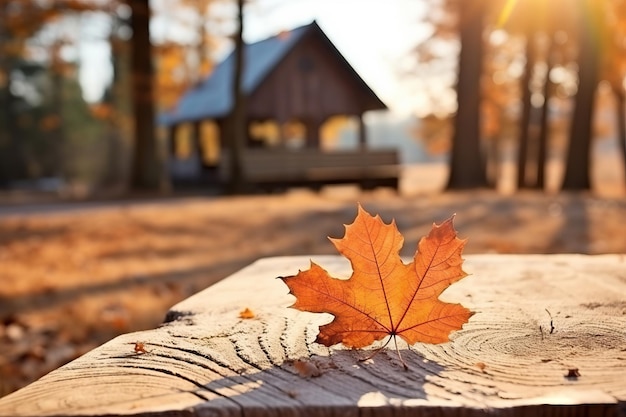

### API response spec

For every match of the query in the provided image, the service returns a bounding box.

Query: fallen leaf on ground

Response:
[292,359,321,378]
[239,308,255,319]
[280,204,473,355]
[132,342,148,354]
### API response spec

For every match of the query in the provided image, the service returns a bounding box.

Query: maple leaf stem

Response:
[393,336,409,370]
[358,337,392,363]
[357,336,408,370]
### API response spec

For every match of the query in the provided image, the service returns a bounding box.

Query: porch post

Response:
[358,114,367,149]
[168,125,178,157]
[305,117,322,148]
[193,121,202,163]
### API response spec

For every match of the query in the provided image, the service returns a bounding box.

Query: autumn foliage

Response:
[280,205,473,351]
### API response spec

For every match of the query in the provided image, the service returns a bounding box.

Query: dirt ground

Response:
[1,163,626,397]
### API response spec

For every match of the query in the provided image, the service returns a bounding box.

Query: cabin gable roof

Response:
[161,21,386,126]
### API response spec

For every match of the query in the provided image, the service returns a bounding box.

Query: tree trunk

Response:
[0,2,27,185]
[446,0,488,190]
[516,34,535,190]
[226,0,246,194]
[614,88,626,186]
[534,36,554,191]
[561,1,600,191]
[0,86,26,185]
[101,31,130,190]
[128,0,165,191]
[0,73,24,185]
[196,0,211,81]
[49,42,65,178]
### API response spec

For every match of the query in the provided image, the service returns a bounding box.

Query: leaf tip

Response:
[356,203,380,223]
[435,214,456,227]
[431,214,468,244]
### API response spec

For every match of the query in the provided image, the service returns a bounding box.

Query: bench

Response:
[219,149,400,191]
[0,254,624,416]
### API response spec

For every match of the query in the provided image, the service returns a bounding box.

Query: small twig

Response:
[539,325,544,341]
[545,309,555,334]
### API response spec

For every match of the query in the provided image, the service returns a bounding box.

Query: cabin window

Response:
[174,123,194,159]
[249,121,281,147]
[283,120,306,149]
[200,121,219,165]
[320,116,358,150]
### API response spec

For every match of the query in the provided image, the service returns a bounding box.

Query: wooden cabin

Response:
[160,21,399,191]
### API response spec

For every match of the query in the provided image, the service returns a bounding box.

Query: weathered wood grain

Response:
[0,255,625,417]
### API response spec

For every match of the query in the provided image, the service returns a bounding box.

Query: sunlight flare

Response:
[497,0,519,28]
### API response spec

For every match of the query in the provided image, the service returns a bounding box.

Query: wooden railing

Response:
[0,254,625,416]
[220,149,400,190]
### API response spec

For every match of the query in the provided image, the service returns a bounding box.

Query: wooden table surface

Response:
[0,255,625,417]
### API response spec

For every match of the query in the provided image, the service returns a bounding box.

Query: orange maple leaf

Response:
[280,205,473,358]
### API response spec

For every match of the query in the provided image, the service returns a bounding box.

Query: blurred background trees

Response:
[0,0,226,194]
[416,0,626,192]
[1,0,625,195]
[0,1,101,189]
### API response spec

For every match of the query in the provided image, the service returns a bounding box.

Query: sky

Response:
[243,0,432,115]
[79,0,437,116]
